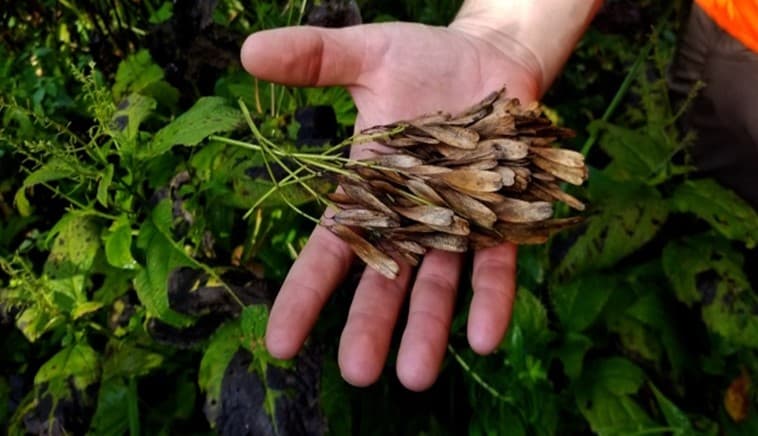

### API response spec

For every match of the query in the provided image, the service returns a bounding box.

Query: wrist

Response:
[450,0,603,95]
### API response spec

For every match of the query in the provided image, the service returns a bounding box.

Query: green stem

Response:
[580,42,652,157]
[128,377,140,436]
[239,100,325,222]
[243,167,312,219]
[447,344,517,406]
[210,136,264,153]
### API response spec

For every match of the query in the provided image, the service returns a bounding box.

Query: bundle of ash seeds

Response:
[324,88,587,279]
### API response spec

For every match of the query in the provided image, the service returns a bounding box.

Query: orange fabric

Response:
[696,0,758,52]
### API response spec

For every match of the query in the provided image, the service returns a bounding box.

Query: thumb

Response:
[240,26,371,87]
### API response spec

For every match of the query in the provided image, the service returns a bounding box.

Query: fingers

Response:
[240,26,372,87]
[338,262,412,386]
[396,250,462,391]
[467,242,517,354]
[265,225,354,358]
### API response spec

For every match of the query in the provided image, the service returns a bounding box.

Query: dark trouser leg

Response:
[669,4,758,209]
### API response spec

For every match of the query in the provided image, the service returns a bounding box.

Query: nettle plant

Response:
[0,50,357,433]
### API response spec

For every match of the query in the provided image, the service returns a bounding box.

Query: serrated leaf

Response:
[239,305,293,369]
[662,233,758,347]
[104,215,137,270]
[35,343,100,399]
[551,274,615,332]
[590,120,673,180]
[133,201,195,327]
[505,288,551,350]
[113,49,165,98]
[575,358,654,435]
[240,304,268,348]
[143,97,243,159]
[557,173,668,277]
[669,179,758,248]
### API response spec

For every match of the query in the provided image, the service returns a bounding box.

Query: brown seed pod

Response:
[413,125,479,149]
[328,224,399,278]
[394,205,456,227]
[309,87,587,279]
[333,208,400,228]
[437,169,504,193]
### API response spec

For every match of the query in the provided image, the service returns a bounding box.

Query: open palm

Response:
[241,21,542,391]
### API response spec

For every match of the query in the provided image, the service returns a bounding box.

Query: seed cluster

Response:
[325,88,588,279]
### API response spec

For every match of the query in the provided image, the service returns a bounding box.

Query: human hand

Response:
[240,20,543,391]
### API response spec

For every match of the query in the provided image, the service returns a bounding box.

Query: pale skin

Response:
[240,0,603,391]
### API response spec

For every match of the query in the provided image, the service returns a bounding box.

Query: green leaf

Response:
[21,157,78,188]
[93,267,134,306]
[662,234,757,348]
[102,343,164,379]
[608,316,663,362]
[35,343,100,399]
[71,301,103,319]
[470,403,526,436]
[626,292,667,327]
[13,188,31,217]
[240,306,292,373]
[590,120,673,180]
[662,234,732,306]
[554,332,593,381]
[240,304,267,347]
[148,1,173,24]
[104,215,137,270]
[15,306,62,342]
[89,378,129,436]
[43,213,101,308]
[113,50,165,99]
[551,274,615,331]
[575,357,654,435]
[198,320,241,426]
[320,360,352,436]
[111,93,157,143]
[650,384,696,436]
[303,86,357,126]
[143,97,243,159]
[669,179,758,248]
[133,201,195,327]
[558,173,668,277]
[97,164,114,207]
[504,288,551,351]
